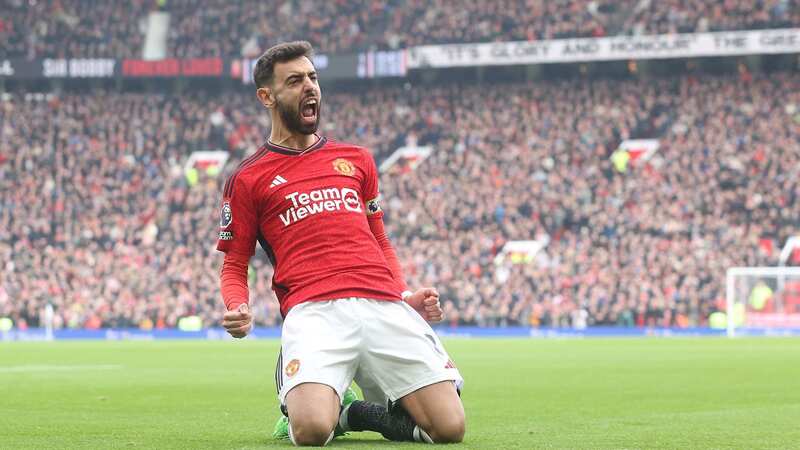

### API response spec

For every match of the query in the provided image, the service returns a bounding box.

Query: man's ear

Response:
[256,87,274,108]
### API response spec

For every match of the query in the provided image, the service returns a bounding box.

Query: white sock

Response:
[413,426,434,444]
[338,403,352,432]
[323,430,335,446]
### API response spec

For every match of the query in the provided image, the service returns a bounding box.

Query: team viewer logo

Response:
[219,202,233,228]
[285,359,300,378]
[280,187,362,226]
[333,158,355,176]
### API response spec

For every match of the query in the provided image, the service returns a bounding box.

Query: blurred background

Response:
[1,0,800,337]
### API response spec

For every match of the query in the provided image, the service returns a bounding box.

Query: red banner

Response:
[121,58,223,77]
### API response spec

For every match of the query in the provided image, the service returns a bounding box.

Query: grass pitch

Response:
[1,338,799,449]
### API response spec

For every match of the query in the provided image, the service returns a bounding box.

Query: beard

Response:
[276,96,320,135]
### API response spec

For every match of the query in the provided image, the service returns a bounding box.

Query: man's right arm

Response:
[220,251,250,311]
[220,252,252,338]
[216,174,258,336]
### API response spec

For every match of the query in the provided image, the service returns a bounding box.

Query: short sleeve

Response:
[361,150,383,218]
[216,174,258,257]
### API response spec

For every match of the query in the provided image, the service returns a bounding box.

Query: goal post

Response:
[725,267,800,337]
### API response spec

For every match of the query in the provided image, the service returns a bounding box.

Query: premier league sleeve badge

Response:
[219,202,233,228]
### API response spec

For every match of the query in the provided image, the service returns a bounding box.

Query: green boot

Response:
[271,386,359,440]
[271,415,289,440]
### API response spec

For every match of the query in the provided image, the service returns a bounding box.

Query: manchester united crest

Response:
[285,359,301,378]
[333,158,355,176]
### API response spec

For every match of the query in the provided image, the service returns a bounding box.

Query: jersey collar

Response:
[265,135,327,156]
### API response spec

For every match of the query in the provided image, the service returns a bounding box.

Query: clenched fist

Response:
[404,287,444,323]
[222,303,252,338]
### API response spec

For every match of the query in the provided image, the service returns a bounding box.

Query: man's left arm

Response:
[362,150,443,322]
[366,212,407,292]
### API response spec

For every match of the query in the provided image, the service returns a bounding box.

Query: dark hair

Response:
[253,41,315,88]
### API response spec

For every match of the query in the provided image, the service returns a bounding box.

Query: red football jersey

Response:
[217,137,403,316]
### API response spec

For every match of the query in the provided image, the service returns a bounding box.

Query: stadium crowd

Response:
[0,0,150,59]
[2,0,799,59]
[1,71,798,330]
[623,0,799,35]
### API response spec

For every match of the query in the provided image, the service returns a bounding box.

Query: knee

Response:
[290,417,335,446]
[427,415,465,444]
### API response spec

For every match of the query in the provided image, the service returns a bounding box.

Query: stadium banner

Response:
[407,28,800,68]
[0,58,117,78]
[233,50,405,84]
[357,50,408,78]
[0,58,226,79]
[494,239,549,266]
[120,58,224,77]
[379,145,433,173]
[233,53,356,84]
[0,59,42,77]
[184,150,229,174]
[4,326,800,341]
[42,58,117,77]
[0,52,406,81]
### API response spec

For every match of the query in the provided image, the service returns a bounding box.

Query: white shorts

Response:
[275,297,463,408]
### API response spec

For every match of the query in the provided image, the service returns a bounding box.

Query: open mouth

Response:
[300,97,318,124]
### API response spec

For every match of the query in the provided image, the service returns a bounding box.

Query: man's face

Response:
[267,56,321,135]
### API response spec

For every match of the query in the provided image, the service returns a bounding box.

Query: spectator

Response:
[4,1,797,59]
[1,73,798,329]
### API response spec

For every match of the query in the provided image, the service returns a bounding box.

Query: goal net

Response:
[725,267,800,337]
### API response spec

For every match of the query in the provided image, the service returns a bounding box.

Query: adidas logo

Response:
[270,175,287,187]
